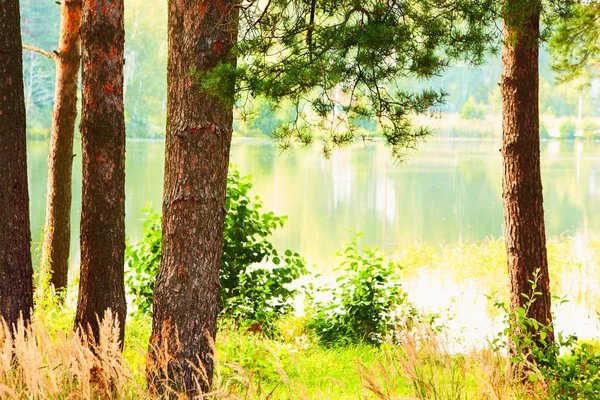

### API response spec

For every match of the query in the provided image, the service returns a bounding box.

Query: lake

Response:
[27,137,600,342]
[27,137,600,265]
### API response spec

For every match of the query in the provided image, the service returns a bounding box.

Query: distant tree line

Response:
[20,0,599,140]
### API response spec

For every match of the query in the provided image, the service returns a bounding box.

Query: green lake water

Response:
[26,138,600,267]
[26,137,600,342]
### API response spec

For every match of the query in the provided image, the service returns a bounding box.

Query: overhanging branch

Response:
[22,44,56,60]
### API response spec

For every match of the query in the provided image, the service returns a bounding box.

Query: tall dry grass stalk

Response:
[0,310,304,399]
[357,324,550,400]
[0,310,145,399]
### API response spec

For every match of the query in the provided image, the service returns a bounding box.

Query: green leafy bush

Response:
[125,208,162,317]
[558,119,577,139]
[306,233,414,346]
[459,96,487,120]
[489,271,600,399]
[583,119,600,140]
[125,166,307,333]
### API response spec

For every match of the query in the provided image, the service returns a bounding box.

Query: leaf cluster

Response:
[489,270,600,399]
[125,166,307,333]
[200,0,501,159]
[306,233,415,346]
[549,1,600,84]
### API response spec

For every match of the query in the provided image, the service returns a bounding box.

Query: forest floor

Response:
[0,309,553,399]
[3,237,600,398]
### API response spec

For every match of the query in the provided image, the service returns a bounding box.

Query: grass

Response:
[0,306,551,399]
[3,236,600,398]
[2,310,533,399]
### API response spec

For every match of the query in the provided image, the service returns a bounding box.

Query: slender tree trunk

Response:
[501,0,553,344]
[0,0,34,328]
[147,0,238,395]
[74,0,126,346]
[42,0,82,295]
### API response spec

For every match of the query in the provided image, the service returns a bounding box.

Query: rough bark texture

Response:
[501,0,553,341]
[75,0,126,346]
[0,0,34,328]
[147,0,238,396]
[42,0,82,295]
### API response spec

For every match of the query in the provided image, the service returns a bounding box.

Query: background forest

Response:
[21,0,600,140]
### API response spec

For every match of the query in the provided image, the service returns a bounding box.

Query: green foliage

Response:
[26,126,50,141]
[220,168,307,330]
[550,341,600,399]
[233,97,296,137]
[306,233,413,346]
[459,96,487,120]
[550,3,600,84]
[489,271,600,400]
[123,0,169,136]
[199,0,502,159]
[124,207,162,317]
[125,166,307,332]
[583,119,600,139]
[558,119,577,139]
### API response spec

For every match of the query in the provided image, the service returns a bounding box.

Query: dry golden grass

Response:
[0,309,549,400]
[355,325,552,400]
[0,310,145,399]
[0,310,307,400]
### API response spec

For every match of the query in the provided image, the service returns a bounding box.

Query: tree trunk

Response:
[0,0,34,328]
[501,0,553,344]
[74,0,126,346]
[42,0,82,295]
[147,0,238,395]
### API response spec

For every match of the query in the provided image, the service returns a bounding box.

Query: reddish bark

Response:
[42,0,82,295]
[147,0,238,395]
[74,0,126,346]
[0,0,34,328]
[501,0,553,344]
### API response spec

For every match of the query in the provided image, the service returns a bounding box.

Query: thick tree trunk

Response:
[147,0,237,396]
[0,0,34,328]
[501,0,553,344]
[42,0,82,295]
[74,0,126,346]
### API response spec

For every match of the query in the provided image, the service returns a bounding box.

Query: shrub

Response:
[489,271,600,399]
[558,119,577,139]
[125,166,307,333]
[459,96,487,120]
[583,119,600,140]
[124,207,161,317]
[306,233,414,346]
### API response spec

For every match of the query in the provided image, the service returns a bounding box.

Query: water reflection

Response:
[25,137,600,339]
[26,138,600,266]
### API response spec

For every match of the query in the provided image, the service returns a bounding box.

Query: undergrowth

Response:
[4,231,600,398]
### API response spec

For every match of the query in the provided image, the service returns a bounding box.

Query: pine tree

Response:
[0,0,34,329]
[42,0,82,295]
[148,0,502,395]
[74,0,127,346]
[147,0,238,395]
[501,0,554,347]
[550,1,599,83]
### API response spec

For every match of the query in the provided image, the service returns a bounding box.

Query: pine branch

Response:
[22,44,56,60]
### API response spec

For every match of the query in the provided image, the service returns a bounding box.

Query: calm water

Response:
[26,138,600,266]
[27,137,600,341]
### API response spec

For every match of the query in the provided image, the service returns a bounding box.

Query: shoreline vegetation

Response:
[3,233,600,399]
[24,113,600,142]
[6,163,600,398]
